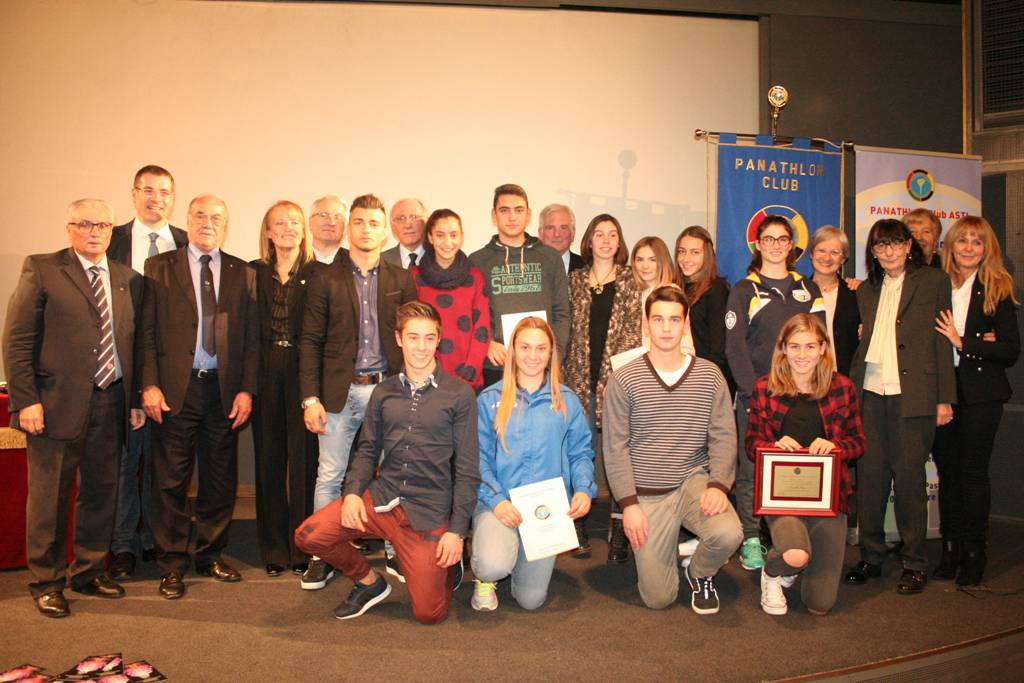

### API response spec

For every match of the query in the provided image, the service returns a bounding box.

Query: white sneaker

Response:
[760,568,788,615]
[779,574,797,589]
[471,580,498,612]
[678,538,700,569]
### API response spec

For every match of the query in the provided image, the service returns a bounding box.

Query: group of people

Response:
[3,165,1018,626]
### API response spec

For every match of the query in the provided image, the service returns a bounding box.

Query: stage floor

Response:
[1,506,1022,681]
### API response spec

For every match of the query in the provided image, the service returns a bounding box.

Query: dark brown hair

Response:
[580,214,628,266]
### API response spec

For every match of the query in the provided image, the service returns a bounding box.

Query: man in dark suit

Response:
[538,203,585,274]
[107,164,188,579]
[381,197,426,269]
[141,194,259,600]
[309,195,347,265]
[3,199,144,617]
[298,193,417,590]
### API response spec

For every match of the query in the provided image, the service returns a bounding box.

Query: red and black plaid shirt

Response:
[745,373,865,513]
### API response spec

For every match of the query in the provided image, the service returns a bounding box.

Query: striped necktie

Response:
[89,266,116,389]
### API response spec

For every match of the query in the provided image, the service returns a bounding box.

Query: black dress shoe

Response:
[844,560,882,584]
[265,563,287,577]
[35,591,70,618]
[291,562,308,575]
[159,571,186,599]
[73,576,125,599]
[196,560,242,582]
[350,539,373,555]
[109,552,136,579]
[896,568,928,594]
[141,547,157,563]
[932,538,960,581]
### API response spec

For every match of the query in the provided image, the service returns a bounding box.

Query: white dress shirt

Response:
[130,218,177,274]
[399,244,425,269]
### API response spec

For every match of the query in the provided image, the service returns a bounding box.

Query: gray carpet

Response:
[2,506,1022,682]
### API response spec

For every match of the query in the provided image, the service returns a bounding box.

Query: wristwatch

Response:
[301,396,320,409]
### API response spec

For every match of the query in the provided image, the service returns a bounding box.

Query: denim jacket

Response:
[476,378,597,511]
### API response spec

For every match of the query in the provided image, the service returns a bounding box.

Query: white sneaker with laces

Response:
[471,580,498,612]
[760,568,788,615]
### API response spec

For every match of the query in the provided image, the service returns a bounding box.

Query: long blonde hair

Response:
[259,200,314,266]
[494,317,567,452]
[767,314,835,400]
[631,236,676,289]
[941,216,1019,315]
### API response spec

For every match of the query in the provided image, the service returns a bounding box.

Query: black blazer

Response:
[141,247,259,415]
[108,221,188,269]
[688,277,732,390]
[831,278,861,377]
[299,253,417,413]
[955,279,1020,405]
[251,259,319,372]
[3,249,143,439]
[568,251,586,273]
[850,265,956,417]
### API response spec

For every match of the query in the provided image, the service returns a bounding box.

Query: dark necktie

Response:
[148,232,160,258]
[408,252,417,267]
[199,254,216,356]
[89,266,116,389]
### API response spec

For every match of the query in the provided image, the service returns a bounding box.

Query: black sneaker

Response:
[608,518,629,564]
[685,564,720,615]
[350,539,373,555]
[333,574,392,620]
[572,519,591,559]
[384,552,406,584]
[301,557,335,590]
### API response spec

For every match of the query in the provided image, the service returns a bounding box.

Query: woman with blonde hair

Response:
[564,214,642,560]
[471,317,596,612]
[932,216,1020,586]
[250,200,319,577]
[746,313,865,615]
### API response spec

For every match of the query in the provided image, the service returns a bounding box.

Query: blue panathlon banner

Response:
[715,135,844,284]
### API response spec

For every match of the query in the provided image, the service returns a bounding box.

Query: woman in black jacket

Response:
[675,225,732,392]
[932,216,1020,587]
[250,200,320,577]
[808,226,860,377]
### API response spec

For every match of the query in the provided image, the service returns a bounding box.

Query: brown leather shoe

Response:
[159,571,186,599]
[35,591,70,618]
[73,575,126,599]
[196,560,242,582]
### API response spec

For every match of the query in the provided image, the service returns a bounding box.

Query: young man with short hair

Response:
[469,184,570,388]
[602,286,742,614]
[295,301,480,624]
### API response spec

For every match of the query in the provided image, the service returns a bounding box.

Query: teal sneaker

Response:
[739,537,765,571]
[471,580,498,612]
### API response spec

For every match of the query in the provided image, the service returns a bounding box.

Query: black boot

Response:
[932,538,960,580]
[608,518,629,564]
[956,542,987,587]
[572,518,591,559]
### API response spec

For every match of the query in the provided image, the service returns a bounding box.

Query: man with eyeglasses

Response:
[382,198,427,269]
[309,196,348,264]
[3,199,144,617]
[107,165,188,580]
[298,194,417,591]
[140,194,259,600]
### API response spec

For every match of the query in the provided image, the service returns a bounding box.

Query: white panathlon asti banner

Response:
[853,146,982,277]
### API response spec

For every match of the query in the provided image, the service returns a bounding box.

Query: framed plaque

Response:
[754,447,840,517]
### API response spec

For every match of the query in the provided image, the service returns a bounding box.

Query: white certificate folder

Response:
[507,476,579,561]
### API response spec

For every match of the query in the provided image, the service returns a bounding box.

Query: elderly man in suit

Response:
[381,197,426,269]
[298,193,417,590]
[309,195,348,265]
[3,198,144,618]
[141,194,259,600]
[538,203,585,274]
[107,164,188,579]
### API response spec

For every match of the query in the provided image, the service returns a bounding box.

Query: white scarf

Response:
[864,271,904,388]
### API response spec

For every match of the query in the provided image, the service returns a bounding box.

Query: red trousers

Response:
[294,491,454,624]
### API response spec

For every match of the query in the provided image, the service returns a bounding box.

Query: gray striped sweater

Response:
[602,354,736,508]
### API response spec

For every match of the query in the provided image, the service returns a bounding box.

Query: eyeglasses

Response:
[393,214,424,224]
[312,211,345,222]
[760,235,792,246]
[68,221,113,234]
[134,186,173,199]
[191,212,224,226]
[871,239,908,254]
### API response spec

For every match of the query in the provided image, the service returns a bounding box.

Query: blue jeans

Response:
[110,421,154,555]
[313,383,374,512]
[470,504,556,610]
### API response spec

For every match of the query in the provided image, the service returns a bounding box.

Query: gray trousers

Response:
[634,472,743,609]
[765,514,847,614]
[857,391,934,571]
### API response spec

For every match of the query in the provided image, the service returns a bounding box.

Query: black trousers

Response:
[858,392,934,571]
[932,399,1004,543]
[151,374,238,574]
[252,345,318,565]
[25,384,124,597]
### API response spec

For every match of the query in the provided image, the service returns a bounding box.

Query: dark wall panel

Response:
[763,14,962,153]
